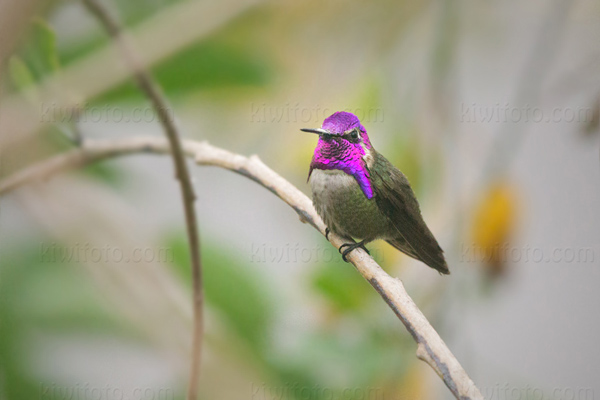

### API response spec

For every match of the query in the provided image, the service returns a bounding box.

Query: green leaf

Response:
[311,260,372,312]
[79,161,128,188]
[7,56,36,92]
[93,39,270,103]
[153,40,270,91]
[20,18,60,82]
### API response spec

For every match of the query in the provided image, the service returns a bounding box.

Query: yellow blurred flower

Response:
[470,182,518,277]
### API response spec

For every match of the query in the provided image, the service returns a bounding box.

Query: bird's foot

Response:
[339,240,370,262]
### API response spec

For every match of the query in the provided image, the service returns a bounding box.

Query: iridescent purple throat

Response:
[308,112,374,199]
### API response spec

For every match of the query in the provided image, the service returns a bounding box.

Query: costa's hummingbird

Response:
[302,111,449,274]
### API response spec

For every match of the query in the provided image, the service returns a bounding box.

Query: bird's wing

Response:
[370,152,449,274]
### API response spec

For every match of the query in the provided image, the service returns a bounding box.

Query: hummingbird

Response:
[302,111,449,274]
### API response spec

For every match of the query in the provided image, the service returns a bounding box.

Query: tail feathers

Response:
[386,237,450,275]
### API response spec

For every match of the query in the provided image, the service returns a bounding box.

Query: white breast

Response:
[309,169,357,233]
[309,169,356,195]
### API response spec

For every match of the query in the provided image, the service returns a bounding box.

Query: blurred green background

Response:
[1,0,599,399]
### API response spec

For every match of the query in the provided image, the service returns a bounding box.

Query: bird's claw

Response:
[338,241,370,262]
[325,227,331,240]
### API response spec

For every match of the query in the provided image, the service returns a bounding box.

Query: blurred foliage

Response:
[6,18,58,97]
[79,160,128,187]
[7,57,37,94]
[19,18,60,82]
[311,260,372,313]
[95,40,271,104]
[4,18,129,188]
[0,243,131,399]
[114,0,187,28]
[56,0,272,105]
[166,234,274,355]
[387,135,424,195]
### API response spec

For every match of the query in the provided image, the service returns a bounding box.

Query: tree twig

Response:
[0,136,484,400]
[81,1,204,398]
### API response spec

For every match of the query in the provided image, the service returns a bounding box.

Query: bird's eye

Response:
[350,129,360,140]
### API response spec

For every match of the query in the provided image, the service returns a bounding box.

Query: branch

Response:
[81,1,204,398]
[0,136,483,399]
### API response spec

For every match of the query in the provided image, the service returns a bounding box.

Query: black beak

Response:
[300,128,330,135]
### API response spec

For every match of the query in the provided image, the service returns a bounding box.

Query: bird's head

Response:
[302,111,374,198]
[302,111,372,156]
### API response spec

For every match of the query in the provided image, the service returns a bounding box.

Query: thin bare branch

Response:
[0,136,484,400]
[81,1,203,398]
